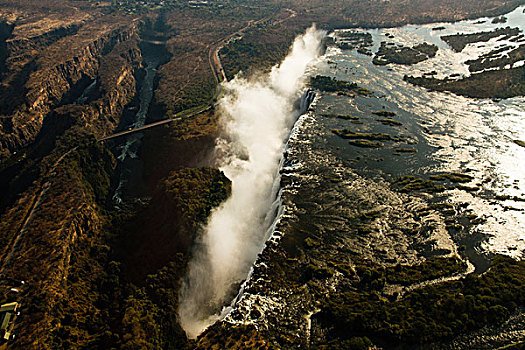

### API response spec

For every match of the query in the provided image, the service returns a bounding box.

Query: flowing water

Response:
[306,5,525,259]
[180,7,525,341]
[178,26,324,338]
[112,45,161,206]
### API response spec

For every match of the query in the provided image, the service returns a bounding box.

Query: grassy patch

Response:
[372,110,396,117]
[441,27,520,52]
[393,175,446,193]
[430,172,474,183]
[349,140,384,148]
[311,75,358,92]
[394,147,417,153]
[373,42,438,65]
[332,129,398,141]
[321,113,359,121]
[404,66,525,99]
[377,118,402,126]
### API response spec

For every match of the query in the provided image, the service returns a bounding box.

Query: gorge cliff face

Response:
[0,11,141,159]
[0,6,147,348]
[0,5,229,347]
[1,0,524,348]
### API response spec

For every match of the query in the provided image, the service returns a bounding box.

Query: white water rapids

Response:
[178,25,325,338]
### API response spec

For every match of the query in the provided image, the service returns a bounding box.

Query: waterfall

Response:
[178,25,325,338]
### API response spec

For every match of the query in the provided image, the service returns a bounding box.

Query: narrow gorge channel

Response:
[111,40,169,206]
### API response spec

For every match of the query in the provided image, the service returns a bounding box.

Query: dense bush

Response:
[310,75,358,92]
[317,255,524,346]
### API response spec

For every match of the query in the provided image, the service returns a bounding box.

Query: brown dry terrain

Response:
[0,0,524,348]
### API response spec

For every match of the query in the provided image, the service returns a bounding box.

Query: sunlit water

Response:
[308,5,525,258]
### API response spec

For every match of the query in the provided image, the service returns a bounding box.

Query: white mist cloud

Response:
[178,25,324,338]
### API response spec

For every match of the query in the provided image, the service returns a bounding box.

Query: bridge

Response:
[97,104,212,142]
[98,8,297,142]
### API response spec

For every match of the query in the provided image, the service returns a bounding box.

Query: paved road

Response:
[102,8,297,142]
[208,18,267,83]
[207,9,296,83]
[0,8,300,273]
[105,17,265,142]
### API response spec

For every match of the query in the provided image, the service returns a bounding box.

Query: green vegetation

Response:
[65,138,115,204]
[492,16,507,24]
[495,194,525,202]
[0,138,118,349]
[332,128,408,148]
[373,42,438,65]
[4,1,525,348]
[310,76,373,96]
[38,163,231,349]
[164,167,231,224]
[466,43,525,73]
[118,260,188,350]
[169,75,217,114]
[453,184,480,192]
[354,257,466,288]
[321,113,360,121]
[111,0,235,14]
[220,23,300,80]
[335,31,373,52]
[348,140,384,148]
[345,86,374,96]
[377,118,402,126]
[316,255,525,347]
[357,47,373,56]
[393,175,446,193]
[194,324,274,349]
[311,75,358,92]
[221,39,292,78]
[385,257,465,285]
[332,129,398,141]
[430,172,474,183]
[404,66,525,98]
[120,166,231,283]
[372,110,396,117]
[303,264,335,281]
[394,147,417,153]
[441,27,521,52]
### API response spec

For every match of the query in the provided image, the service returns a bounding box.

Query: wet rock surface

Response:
[215,110,466,348]
[201,8,525,345]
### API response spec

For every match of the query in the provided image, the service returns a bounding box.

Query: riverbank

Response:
[195,5,525,349]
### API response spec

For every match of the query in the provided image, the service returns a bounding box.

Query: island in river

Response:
[0,0,524,349]
[196,5,525,350]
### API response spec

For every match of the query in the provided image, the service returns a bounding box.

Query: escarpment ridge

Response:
[0,0,524,348]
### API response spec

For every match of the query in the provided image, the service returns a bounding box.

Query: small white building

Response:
[0,302,20,341]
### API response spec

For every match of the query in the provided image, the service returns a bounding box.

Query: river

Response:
[181,8,525,343]
[302,5,525,262]
[218,6,524,346]
[112,42,163,207]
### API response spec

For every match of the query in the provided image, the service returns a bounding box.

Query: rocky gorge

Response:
[0,0,524,349]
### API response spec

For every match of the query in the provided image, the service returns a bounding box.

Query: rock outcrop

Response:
[0,13,141,159]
